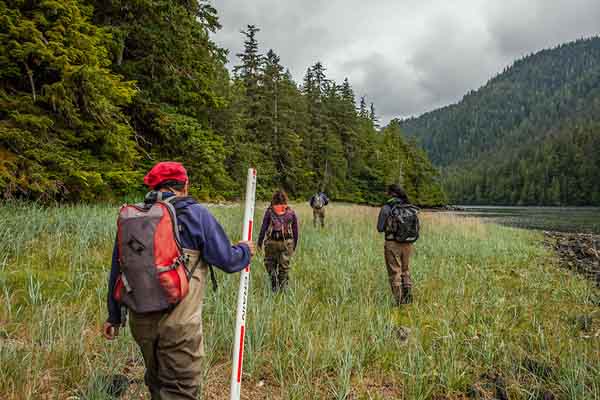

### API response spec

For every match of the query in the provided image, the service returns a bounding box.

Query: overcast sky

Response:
[211,0,600,124]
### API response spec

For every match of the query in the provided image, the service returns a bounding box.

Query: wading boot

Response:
[400,287,412,304]
[270,273,280,293]
[391,285,403,306]
[278,274,289,292]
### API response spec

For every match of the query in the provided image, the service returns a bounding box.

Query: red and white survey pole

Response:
[230,168,257,400]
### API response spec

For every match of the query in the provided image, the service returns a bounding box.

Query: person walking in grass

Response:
[257,190,299,292]
[377,184,420,305]
[102,161,254,400]
[309,190,329,228]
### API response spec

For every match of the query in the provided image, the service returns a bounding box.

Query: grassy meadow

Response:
[0,202,598,399]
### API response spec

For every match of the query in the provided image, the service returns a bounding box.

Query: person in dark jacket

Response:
[102,161,254,400]
[257,190,299,292]
[377,184,413,305]
[309,191,329,227]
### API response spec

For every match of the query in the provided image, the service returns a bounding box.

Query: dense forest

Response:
[0,0,446,206]
[401,37,600,206]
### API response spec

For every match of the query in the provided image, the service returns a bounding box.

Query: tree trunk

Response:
[23,62,36,102]
[116,41,124,66]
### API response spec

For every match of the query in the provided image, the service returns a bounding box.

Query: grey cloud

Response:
[400,11,504,117]
[343,53,427,119]
[213,1,348,78]
[485,0,600,58]
[211,0,600,124]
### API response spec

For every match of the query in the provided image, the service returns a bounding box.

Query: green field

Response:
[0,203,598,399]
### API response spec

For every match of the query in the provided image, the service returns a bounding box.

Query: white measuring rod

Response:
[230,168,257,400]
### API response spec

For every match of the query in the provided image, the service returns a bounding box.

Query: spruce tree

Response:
[0,0,137,200]
[234,25,262,104]
[359,96,368,118]
[369,102,379,129]
[0,8,448,205]
[88,0,233,199]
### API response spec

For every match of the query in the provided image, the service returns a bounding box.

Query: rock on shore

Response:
[544,231,600,287]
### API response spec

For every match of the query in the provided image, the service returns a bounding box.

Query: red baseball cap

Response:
[144,162,188,188]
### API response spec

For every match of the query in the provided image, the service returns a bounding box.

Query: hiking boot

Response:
[400,287,412,304]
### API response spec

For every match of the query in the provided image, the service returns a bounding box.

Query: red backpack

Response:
[113,198,196,313]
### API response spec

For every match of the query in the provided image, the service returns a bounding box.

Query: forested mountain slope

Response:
[0,0,445,205]
[400,37,600,205]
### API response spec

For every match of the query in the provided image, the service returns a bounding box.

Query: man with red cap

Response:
[102,161,254,400]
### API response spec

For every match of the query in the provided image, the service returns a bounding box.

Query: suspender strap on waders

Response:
[209,265,218,291]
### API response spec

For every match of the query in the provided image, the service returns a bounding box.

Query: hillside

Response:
[0,1,445,205]
[400,37,600,206]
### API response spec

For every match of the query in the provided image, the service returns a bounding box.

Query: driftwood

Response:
[423,205,466,212]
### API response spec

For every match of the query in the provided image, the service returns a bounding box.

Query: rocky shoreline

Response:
[544,231,600,287]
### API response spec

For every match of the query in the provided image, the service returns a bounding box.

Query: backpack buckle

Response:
[156,256,185,274]
[121,273,133,293]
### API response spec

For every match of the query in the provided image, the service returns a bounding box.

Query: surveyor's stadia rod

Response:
[230,168,257,400]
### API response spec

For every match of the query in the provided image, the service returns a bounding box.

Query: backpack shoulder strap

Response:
[208,265,218,291]
[285,208,295,219]
[162,198,222,291]
[157,199,183,248]
[284,209,294,236]
[388,200,401,212]
[266,207,275,235]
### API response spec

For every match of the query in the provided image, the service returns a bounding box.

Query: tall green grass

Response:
[0,202,598,399]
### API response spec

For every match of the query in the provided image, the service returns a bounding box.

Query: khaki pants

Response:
[313,207,325,227]
[384,240,412,304]
[129,250,208,400]
[264,239,294,291]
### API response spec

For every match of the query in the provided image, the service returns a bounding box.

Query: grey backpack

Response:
[312,194,324,209]
[384,203,420,243]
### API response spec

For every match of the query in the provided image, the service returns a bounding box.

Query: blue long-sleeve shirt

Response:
[107,194,251,324]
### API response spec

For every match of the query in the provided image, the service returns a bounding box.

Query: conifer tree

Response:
[260,51,307,193]
[0,8,448,205]
[234,25,262,105]
[230,25,274,196]
[0,0,137,200]
[359,96,368,118]
[88,0,233,199]
[369,102,379,129]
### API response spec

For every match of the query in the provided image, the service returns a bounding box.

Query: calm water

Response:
[454,206,600,234]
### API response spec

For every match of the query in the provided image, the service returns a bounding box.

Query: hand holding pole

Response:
[230,168,257,400]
